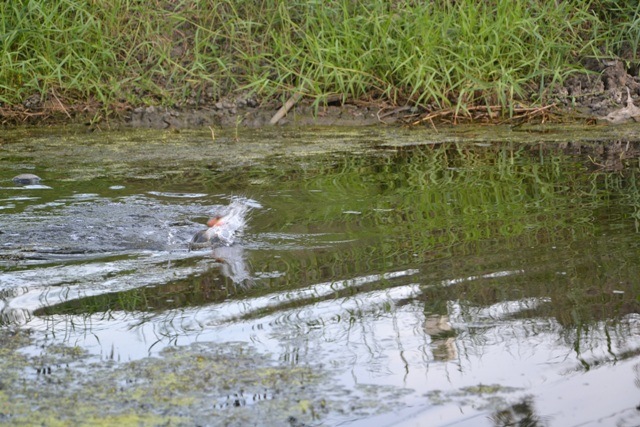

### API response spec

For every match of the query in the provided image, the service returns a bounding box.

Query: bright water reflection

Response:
[0,126,639,426]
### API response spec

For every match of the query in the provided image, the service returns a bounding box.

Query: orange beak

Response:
[206,216,223,227]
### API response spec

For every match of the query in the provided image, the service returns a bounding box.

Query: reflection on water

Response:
[1,126,640,426]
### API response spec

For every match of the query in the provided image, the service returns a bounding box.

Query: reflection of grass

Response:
[38,143,640,334]
[264,144,596,247]
[262,143,640,329]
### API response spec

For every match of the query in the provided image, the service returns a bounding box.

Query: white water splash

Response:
[198,197,262,247]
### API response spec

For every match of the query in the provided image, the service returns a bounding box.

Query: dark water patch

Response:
[33,267,252,316]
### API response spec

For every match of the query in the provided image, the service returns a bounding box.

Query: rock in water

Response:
[13,173,41,185]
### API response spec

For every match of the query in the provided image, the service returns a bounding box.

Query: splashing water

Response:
[190,197,260,249]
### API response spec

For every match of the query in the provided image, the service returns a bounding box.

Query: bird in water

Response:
[189,198,258,250]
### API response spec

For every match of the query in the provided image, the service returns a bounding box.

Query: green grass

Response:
[0,0,636,115]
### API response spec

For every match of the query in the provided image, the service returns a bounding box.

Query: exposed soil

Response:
[98,58,640,129]
[3,59,640,129]
[122,96,383,129]
[560,58,640,122]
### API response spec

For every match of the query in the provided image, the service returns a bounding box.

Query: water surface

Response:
[1,125,639,426]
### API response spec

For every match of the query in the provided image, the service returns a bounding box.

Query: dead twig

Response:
[270,89,305,125]
[49,89,71,119]
[377,105,413,121]
[411,104,558,126]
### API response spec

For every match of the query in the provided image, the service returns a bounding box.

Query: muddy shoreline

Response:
[125,57,640,129]
[3,59,640,130]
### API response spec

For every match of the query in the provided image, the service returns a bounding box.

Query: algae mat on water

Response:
[0,330,332,426]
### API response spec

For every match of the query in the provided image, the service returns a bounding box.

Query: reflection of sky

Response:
[16,268,640,426]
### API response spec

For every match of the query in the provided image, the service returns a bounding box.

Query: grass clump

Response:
[0,0,636,119]
[262,0,597,110]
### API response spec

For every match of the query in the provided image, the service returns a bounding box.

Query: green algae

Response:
[0,329,412,426]
[0,126,375,183]
[2,124,640,187]
[425,384,523,413]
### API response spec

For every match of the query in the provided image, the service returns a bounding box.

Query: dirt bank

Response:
[117,58,640,129]
[3,59,640,129]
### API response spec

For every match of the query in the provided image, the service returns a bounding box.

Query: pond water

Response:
[1,125,639,426]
